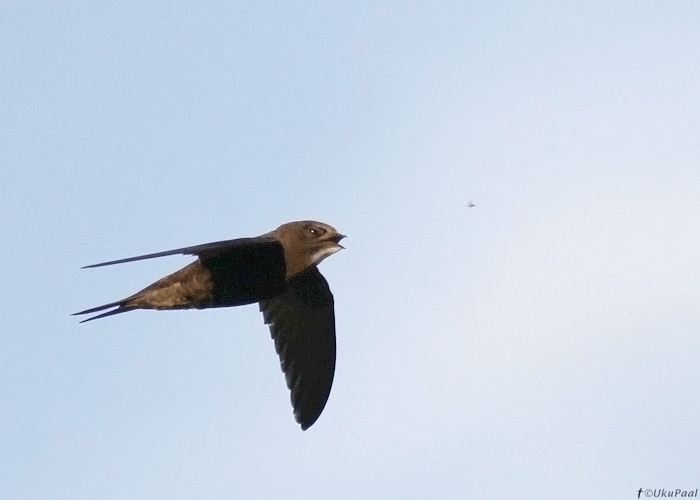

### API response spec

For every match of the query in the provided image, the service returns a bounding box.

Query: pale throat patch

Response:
[311,245,342,266]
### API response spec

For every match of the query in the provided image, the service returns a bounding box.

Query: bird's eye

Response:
[308,226,326,237]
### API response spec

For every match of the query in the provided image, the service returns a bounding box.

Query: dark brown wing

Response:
[259,267,336,430]
[82,236,274,268]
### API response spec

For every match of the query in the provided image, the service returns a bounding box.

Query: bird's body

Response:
[75,220,345,430]
[76,237,288,319]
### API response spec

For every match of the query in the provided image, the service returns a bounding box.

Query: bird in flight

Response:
[75,220,346,430]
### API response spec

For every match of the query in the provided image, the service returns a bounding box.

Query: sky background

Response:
[2,1,699,499]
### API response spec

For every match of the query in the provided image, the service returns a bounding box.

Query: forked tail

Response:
[73,300,134,323]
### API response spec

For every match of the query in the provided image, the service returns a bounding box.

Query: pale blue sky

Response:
[2,2,699,499]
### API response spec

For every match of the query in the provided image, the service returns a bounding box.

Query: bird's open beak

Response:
[333,234,346,249]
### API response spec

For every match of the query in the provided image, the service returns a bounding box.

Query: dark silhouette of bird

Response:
[74,220,346,430]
